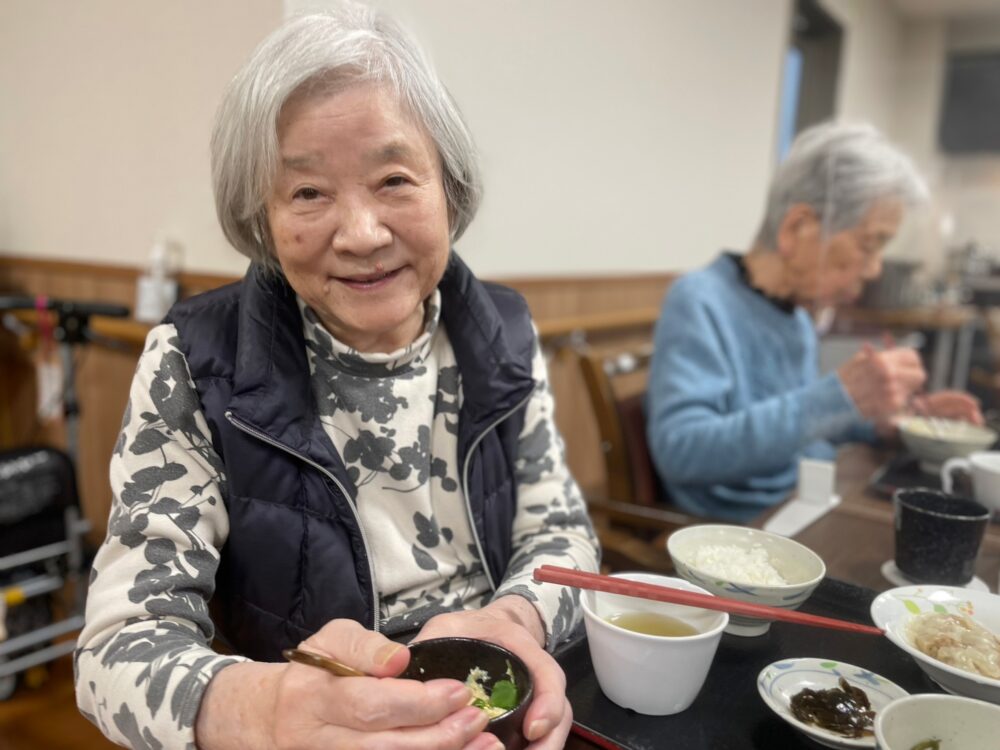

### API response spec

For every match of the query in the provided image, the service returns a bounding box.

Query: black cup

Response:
[893,488,990,585]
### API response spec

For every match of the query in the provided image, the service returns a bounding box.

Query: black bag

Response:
[0,447,78,558]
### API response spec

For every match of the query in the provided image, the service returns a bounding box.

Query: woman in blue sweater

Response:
[647,123,981,521]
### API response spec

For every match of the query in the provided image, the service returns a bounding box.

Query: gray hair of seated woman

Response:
[754,122,927,250]
[211,2,482,273]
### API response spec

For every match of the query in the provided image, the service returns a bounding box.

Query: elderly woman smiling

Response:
[75,6,598,750]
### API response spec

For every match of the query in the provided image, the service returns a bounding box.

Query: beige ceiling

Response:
[891,0,1000,19]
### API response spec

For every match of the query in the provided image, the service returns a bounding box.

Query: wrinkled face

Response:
[781,198,904,308]
[266,84,451,353]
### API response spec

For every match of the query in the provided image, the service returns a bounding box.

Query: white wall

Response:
[8,1,990,281]
[949,14,1000,51]
[892,20,948,172]
[1,0,793,277]
[309,0,794,277]
[889,13,1000,268]
[887,19,950,272]
[821,0,904,134]
[937,16,1000,254]
[0,0,282,276]
[817,0,1000,272]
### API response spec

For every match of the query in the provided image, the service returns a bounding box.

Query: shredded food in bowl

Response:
[464,662,519,719]
[903,417,994,442]
[908,612,1000,680]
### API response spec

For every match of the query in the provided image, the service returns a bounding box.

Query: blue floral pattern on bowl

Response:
[667,525,826,636]
[674,561,815,604]
[757,658,908,749]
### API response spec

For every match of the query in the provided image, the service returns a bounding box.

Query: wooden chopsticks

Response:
[533,565,883,637]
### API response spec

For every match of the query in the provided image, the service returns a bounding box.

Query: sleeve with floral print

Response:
[75,324,248,750]
[492,327,600,650]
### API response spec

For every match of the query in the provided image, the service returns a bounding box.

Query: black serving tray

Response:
[556,577,942,750]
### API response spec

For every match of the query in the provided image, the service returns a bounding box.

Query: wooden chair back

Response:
[577,344,713,572]
[577,345,662,506]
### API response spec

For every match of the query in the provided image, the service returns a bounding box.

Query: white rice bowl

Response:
[898,416,997,472]
[667,525,825,637]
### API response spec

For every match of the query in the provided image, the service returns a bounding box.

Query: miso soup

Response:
[606,611,699,637]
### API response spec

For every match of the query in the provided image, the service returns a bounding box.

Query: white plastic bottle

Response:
[135,239,179,323]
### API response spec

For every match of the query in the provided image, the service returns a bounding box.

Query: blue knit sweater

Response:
[646,254,874,521]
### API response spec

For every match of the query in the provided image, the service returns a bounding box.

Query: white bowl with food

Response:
[898,416,997,473]
[874,693,1000,749]
[666,524,826,636]
[870,585,1000,703]
[757,658,908,749]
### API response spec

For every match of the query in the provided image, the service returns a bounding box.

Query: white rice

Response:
[687,543,787,586]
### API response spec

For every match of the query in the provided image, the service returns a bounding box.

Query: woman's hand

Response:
[911,390,984,425]
[196,618,500,750]
[413,596,572,750]
[838,344,927,421]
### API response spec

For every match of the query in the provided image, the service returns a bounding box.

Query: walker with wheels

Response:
[0,296,129,699]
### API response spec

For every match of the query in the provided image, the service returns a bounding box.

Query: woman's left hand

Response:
[911,390,985,425]
[413,596,572,750]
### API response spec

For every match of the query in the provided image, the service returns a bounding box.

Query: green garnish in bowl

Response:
[490,679,518,710]
[466,660,520,718]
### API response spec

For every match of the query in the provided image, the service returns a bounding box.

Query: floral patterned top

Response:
[75,290,599,750]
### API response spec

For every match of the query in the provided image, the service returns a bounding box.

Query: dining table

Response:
[761,442,1000,592]
[561,442,997,749]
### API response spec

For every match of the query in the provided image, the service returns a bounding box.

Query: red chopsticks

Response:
[533,565,884,637]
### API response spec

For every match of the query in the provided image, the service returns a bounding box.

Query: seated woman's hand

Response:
[838,345,927,421]
[413,596,572,750]
[911,390,984,425]
[198,618,500,750]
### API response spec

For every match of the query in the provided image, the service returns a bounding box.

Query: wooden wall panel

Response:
[0,255,673,541]
[505,275,671,320]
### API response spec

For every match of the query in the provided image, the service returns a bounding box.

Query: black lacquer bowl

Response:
[401,637,533,750]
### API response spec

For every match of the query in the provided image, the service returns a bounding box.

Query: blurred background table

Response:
[836,305,979,391]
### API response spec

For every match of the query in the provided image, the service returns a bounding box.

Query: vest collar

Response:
[226,254,535,459]
[226,266,340,473]
[438,253,535,426]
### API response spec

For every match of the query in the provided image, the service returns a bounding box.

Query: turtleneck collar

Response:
[297,289,442,378]
[726,252,796,315]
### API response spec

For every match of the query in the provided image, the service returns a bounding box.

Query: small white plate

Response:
[757,658,908,749]
[880,560,990,593]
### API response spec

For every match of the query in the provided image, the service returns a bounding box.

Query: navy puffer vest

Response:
[165,253,536,662]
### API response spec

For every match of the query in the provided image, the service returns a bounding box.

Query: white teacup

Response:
[941,451,1000,513]
[580,573,728,716]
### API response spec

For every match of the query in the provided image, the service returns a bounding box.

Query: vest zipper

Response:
[461,389,536,593]
[224,410,381,633]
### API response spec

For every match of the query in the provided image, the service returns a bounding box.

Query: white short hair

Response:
[211,2,482,271]
[755,122,927,249]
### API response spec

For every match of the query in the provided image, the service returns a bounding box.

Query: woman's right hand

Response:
[196,619,501,750]
[837,343,926,421]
